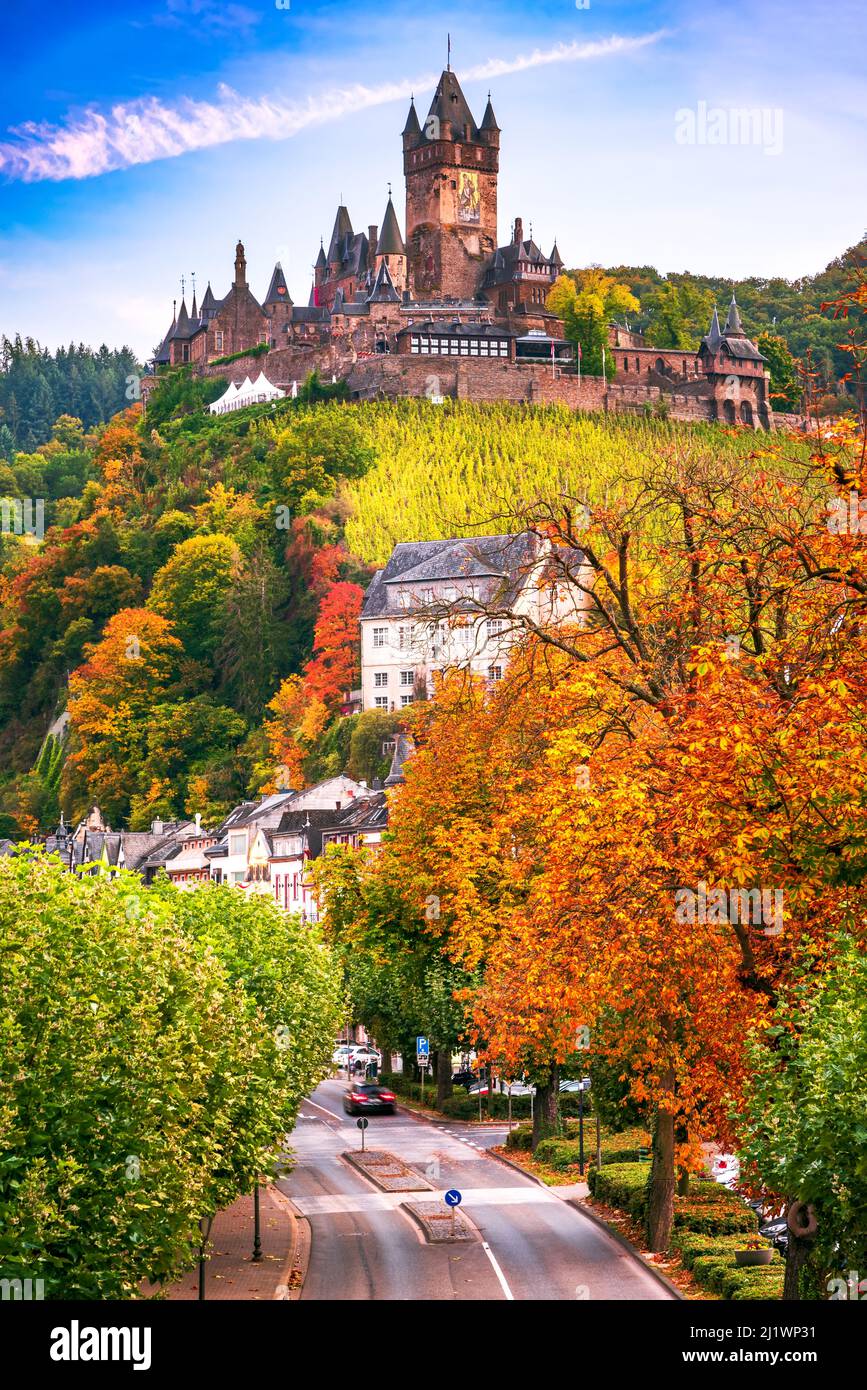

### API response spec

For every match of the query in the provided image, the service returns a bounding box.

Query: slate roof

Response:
[384,732,413,787]
[701,297,765,362]
[264,262,293,308]
[426,69,479,139]
[219,792,296,833]
[321,792,389,837]
[367,260,401,304]
[481,238,559,288]
[376,195,405,257]
[360,532,544,619]
[402,98,422,138]
[480,95,500,132]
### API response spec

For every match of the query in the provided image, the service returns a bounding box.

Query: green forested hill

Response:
[0,381,813,838]
[597,234,867,390]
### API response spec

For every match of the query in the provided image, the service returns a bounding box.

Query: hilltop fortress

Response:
[150,67,776,429]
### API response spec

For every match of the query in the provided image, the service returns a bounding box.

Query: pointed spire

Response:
[480,92,500,131]
[327,206,353,266]
[201,281,217,314]
[402,97,421,138]
[264,262,292,307]
[191,290,198,320]
[723,294,744,336]
[376,190,406,257]
[427,69,479,139]
[704,305,722,351]
[314,239,327,270]
[550,240,563,269]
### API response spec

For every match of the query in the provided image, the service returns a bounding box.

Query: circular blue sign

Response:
[444,1189,462,1207]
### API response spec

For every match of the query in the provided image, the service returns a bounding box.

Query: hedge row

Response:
[673,1231,784,1299]
[588,1163,778,1299]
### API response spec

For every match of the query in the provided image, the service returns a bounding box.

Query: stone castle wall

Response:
[187,346,780,429]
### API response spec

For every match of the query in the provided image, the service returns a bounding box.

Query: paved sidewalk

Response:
[162,1186,300,1301]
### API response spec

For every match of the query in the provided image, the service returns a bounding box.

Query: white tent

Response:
[208,380,240,415]
[207,372,285,415]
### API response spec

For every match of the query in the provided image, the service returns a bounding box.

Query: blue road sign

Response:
[416,1036,429,1057]
[444,1189,462,1208]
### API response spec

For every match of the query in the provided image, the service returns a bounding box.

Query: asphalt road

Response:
[279,1077,673,1302]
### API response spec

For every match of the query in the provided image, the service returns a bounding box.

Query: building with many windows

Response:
[359,531,587,711]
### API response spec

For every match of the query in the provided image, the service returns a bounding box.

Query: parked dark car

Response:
[343,1084,397,1116]
[452,1068,477,1091]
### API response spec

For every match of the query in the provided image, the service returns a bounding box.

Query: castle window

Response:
[215,332,224,352]
[624,357,629,371]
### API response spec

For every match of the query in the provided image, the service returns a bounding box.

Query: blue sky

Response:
[1,0,864,360]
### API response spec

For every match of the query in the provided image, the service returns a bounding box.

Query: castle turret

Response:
[403,68,499,300]
[375,190,407,294]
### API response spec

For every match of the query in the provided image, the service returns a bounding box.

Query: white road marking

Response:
[292,1186,557,1217]
[482,1241,515,1301]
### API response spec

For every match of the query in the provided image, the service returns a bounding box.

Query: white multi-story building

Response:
[359,532,586,711]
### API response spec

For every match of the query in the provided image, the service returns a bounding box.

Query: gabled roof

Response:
[264,262,293,307]
[361,533,545,619]
[376,195,405,257]
[367,260,400,304]
[321,791,389,835]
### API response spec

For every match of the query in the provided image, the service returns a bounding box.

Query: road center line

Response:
[482,1240,515,1301]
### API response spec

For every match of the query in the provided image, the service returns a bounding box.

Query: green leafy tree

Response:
[758,331,802,411]
[739,936,867,1300]
[642,280,716,350]
[0,859,326,1298]
[148,533,240,668]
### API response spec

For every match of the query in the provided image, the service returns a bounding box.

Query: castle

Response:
[150,66,776,429]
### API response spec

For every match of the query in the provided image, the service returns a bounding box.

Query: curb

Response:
[341,1148,434,1193]
[567,1199,684,1301]
[402,1200,477,1245]
[270,1185,308,1301]
[488,1147,682,1301]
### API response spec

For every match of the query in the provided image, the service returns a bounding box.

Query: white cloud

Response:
[0,32,665,183]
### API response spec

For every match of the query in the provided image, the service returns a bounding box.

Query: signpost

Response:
[445,1188,462,1237]
[356,1116,369,1152]
[416,1036,429,1105]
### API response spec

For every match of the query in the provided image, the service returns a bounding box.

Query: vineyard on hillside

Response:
[339,399,791,565]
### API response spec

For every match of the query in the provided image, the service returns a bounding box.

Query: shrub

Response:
[590,1162,649,1220]
[673,1202,756,1236]
[535,1138,586,1172]
[440,1093,478,1120]
[505,1122,533,1152]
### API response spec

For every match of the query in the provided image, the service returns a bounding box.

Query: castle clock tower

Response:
[402,70,500,301]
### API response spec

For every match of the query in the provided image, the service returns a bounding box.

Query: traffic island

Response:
[403,1201,477,1243]
[342,1148,435,1192]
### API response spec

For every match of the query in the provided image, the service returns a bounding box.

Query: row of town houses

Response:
[3,737,411,923]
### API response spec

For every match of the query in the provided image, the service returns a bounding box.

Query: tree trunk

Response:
[783,1238,809,1301]
[531,1063,560,1151]
[646,1095,676,1252]
[435,1048,453,1108]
